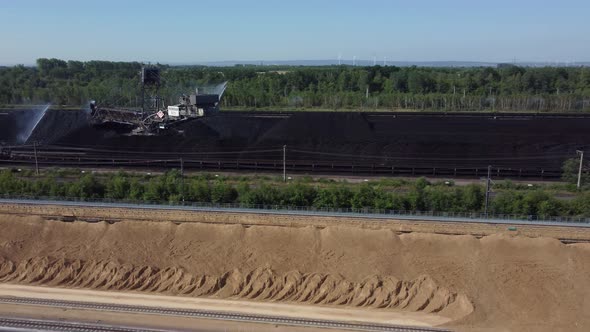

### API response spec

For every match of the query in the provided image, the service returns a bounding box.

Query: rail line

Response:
[0,316,165,332]
[0,297,450,332]
[1,145,563,179]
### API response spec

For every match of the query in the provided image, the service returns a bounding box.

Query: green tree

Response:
[407,178,429,211]
[64,174,103,199]
[128,179,145,201]
[105,173,130,199]
[187,179,211,202]
[282,183,316,207]
[143,178,166,202]
[562,158,589,187]
[211,181,237,203]
[350,184,377,209]
[460,185,484,212]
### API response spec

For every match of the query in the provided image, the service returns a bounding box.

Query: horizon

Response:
[1,0,589,66]
[2,58,590,68]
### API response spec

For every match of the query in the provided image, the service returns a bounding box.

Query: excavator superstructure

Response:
[89,67,227,134]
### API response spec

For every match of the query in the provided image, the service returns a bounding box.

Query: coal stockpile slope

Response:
[2,109,589,172]
[361,114,588,169]
[0,110,27,144]
[0,109,88,145]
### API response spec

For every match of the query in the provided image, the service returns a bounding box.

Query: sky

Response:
[1,0,589,65]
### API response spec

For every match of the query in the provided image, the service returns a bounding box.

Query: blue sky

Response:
[1,0,589,65]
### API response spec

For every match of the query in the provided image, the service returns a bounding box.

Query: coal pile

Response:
[0,108,88,145]
[1,109,589,171]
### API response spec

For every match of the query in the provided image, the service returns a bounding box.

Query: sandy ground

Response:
[1,203,589,242]
[0,208,589,331]
[0,284,450,328]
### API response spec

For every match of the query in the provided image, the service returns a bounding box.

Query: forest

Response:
[1,58,590,112]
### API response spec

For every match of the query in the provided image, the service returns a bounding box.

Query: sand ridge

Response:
[0,256,472,319]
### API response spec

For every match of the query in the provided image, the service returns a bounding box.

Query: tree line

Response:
[1,169,590,219]
[1,58,590,112]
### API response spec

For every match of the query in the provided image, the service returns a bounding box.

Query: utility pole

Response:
[33,141,39,175]
[577,150,584,189]
[283,145,287,182]
[484,165,492,218]
[180,157,185,202]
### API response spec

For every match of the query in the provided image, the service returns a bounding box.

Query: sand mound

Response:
[0,216,589,331]
[0,256,471,318]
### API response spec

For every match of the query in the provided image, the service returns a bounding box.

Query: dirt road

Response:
[0,284,451,330]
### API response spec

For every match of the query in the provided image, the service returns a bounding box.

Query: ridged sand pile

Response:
[0,256,471,318]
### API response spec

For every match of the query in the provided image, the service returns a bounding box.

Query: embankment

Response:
[0,215,589,330]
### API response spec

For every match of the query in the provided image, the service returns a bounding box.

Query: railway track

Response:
[0,297,451,332]
[2,144,563,179]
[0,316,165,332]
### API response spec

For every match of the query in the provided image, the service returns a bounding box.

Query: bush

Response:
[210,181,237,203]
[0,169,587,218]
[187,179,211,202]
[282,183,316,206]
[128,179,144,201]
[105,173,130,199]
[350,184,377,208]
[143,178,166,202]
[65,174,104,199]
[562,158,589,186]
